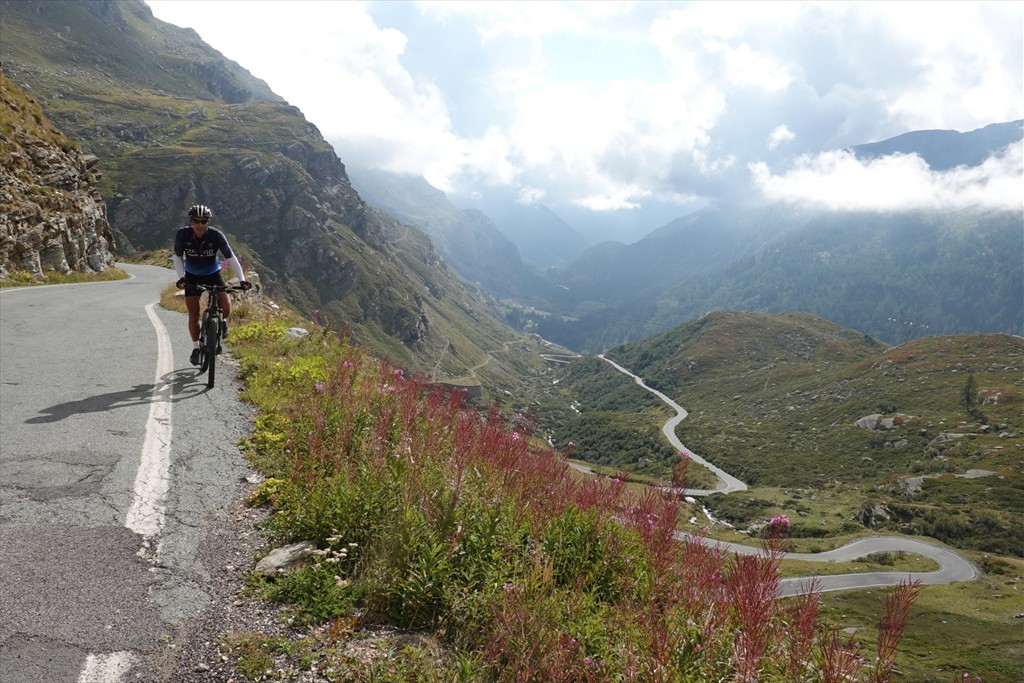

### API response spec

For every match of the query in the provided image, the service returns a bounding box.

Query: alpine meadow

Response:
[1,1,1022,682]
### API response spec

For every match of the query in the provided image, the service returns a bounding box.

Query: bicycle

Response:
[194,283,240,388]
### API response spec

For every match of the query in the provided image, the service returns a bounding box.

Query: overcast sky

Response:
[146,0,1022,223]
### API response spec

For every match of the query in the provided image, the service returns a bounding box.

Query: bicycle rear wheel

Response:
[203,314,219,388]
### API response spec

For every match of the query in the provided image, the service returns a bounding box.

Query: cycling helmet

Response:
[188,204,213,219]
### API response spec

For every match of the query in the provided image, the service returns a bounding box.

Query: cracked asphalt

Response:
[0,265,255,682]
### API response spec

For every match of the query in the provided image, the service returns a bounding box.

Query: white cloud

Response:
[516,186,546,205]
[148,1,474,190]
[419,0,628,41]
[767,125,795,150]
[145,0,1023,225]
[750,143,1024,211]
[856,2,1023,133]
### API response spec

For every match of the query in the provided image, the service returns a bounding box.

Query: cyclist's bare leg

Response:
[218,291,231,320]
[185,295,201,341]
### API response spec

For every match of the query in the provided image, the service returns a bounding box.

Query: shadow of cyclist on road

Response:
[25,368,222,423]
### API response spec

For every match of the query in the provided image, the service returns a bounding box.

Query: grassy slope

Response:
[547,310,1023,680]
[214,299,1015,683]
[594,311,1022,548]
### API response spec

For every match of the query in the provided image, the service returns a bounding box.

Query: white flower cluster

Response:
[312,537,359,565]
[312,535,360,588]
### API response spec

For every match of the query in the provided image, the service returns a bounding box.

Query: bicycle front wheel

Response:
[204,315,219,388]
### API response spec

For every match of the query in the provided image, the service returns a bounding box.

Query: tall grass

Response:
[0,267,128,287]
[231,322,929,681]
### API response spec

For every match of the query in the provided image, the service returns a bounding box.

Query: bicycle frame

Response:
[193,283,238,388]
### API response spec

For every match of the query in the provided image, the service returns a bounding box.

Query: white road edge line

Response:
[125,302,175,543]
[77,652,138,683]
[82,303,173,683]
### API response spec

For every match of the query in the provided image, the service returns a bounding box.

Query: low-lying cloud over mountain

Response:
[753,130,1022,212]
[146,1,1023,241]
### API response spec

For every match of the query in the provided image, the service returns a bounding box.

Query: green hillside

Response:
[561,311,1023,555]
[0,0,550,396]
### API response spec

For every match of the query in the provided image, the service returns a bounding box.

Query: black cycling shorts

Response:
[183,271,226,297]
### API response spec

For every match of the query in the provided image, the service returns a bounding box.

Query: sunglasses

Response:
[191,218,210,224]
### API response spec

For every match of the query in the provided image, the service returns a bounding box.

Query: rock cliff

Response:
[0,0,545,387]
[0,73,116,278]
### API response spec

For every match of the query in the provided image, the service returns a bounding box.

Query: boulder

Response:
[854,414,882,431]
[254,540,317,576]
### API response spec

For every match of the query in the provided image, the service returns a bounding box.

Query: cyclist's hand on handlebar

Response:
[239,280,253,291]
[176,277,186,289]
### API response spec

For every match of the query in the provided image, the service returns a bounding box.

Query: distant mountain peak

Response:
[849,119,1023,171]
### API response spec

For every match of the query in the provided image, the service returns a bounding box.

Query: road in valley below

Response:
[598,355,979,596]
[0,264,253,682]
[598,354,747,495]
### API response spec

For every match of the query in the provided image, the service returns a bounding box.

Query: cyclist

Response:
[173,204,252,366]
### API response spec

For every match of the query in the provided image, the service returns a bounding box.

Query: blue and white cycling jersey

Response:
[173,225,235,276]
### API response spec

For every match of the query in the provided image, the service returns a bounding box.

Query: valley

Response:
[545,312,1023,558]
[595,350,980,588]
[535,317,1022,681]
[2,2,1022,679]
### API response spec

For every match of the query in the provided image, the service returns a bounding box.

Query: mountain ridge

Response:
[850,119,1023,170]
[535,198,1022,352]
[0,0,550,395]
[351,120,1022,354]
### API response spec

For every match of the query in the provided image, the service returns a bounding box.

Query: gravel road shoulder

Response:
[156,484,286,682]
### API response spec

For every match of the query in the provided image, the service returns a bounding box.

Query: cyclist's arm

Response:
[172,228,187,279]
[214,230,246,283]
[224,254,246,283]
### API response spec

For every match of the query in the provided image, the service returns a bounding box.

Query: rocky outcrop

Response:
[1,0,526,383]
[853,413,911,431]
[0,74,116,279]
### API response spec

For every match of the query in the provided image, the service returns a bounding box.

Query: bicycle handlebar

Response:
[192,283,243,293]
[185,282,251,294]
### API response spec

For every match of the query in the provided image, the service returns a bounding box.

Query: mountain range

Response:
[0,0,558,397]
[2,0,1020,372]
[347,119,1021,352]
[4,7,1023,674]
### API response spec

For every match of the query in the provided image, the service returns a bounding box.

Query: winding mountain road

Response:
[599,354,747,495]
[597,355,980,596]
[0,265,253,683]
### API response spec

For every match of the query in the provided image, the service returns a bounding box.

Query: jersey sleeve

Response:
[216,229,234,259]
[173,227,186,256]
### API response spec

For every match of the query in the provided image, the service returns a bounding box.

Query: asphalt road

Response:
[684,533,980,597]
[599,354,980,596]
[0,264,253,683]
[599,354,748,495]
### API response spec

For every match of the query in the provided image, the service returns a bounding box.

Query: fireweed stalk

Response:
[241,334,934,682]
